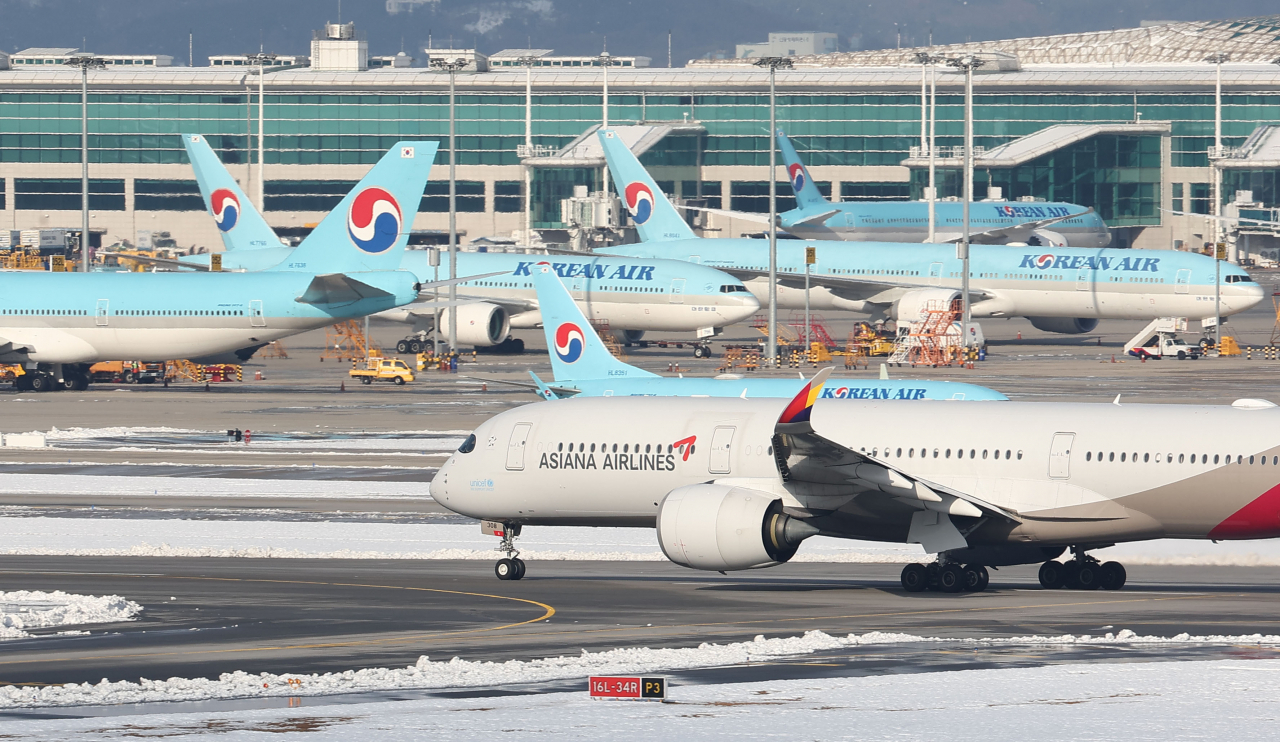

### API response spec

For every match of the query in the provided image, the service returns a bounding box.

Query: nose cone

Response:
[429,455,452,502]
[718,292,761,324]
[1235,280,1265,311]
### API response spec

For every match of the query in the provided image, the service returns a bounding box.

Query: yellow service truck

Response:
[349,356,415,385]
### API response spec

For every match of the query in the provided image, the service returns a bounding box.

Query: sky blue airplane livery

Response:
[593,129,1263,334]
[756,130,1113,247]
[171,134,759,346]
[0,141,461,391]
[517,261,1006,402]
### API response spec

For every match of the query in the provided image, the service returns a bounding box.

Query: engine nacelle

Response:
[892,288,961,323]
[1027,229,1067,248]
[656,484,818,571]
[620,329,646,344]
[439,303,511,347]
[1026,316,1099,335]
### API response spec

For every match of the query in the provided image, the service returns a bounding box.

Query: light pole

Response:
[1206,52,1230,251]
[597,51,616,201]
[517,56,537,241]
[915,52,940,242]
[247,53,277,209]
[433,58,468,351]
[754,56,792,366]
[947,54,983,348]
[64,52,104,272]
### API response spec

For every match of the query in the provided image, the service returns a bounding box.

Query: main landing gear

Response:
[1038,550,1126,591]
[900,562,990,593]
[493,523,526,581]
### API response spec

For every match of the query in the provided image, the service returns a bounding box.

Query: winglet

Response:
[531,260,659,382]
[776,366,834,433]
[596,129,697,243]
[776,129,830,211]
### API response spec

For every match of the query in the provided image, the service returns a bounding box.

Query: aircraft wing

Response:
[1162,208,1280,228]
[0,335,34,362]
[676,204,772,225]
[782,209,842,228]
[938,208,1095,245]
[723,267,993,304]
[410,293,538,313]
[774,368,1019,552]
[101,252,211,271]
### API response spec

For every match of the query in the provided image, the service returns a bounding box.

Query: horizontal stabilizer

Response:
[413,271,507,296]
[296,273,393,305]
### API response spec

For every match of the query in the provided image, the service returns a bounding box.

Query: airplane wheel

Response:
[408,340,423,353]
[962,564,988,592]
[29,374,51,392]
[1099,561,1127,590]
[693,346,709,359]
[396,340,410,353]
[512,558,526,580]
[60,376,77,391]
[71,375,89,391]
[900,563,928,592]
[1038,560,1067,589]
[938,564,966,593]
[495,558,516,580]
[1065,561,1100,590]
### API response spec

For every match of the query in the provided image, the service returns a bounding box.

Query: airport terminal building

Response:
[3,16,1280,259]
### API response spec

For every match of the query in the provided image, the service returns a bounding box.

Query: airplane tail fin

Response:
[532,262,659,381]
[182,134,282,253]
[268,142,438,273]
[777,130,829,211]
[597,129,697,243]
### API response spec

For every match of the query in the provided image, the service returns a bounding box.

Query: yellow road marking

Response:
[0,572,553,670]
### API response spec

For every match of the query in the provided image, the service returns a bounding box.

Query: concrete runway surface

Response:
[2,558,1279,691]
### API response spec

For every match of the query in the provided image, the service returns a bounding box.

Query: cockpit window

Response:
[720,285,750,293]
[458,434,476,454]
[1225,274,1256,284]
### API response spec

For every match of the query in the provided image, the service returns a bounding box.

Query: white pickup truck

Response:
[1125,318,1201,360]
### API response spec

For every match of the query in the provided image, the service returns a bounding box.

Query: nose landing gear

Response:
[487,521,526,581]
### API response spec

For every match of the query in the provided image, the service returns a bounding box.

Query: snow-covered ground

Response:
[5,629,1280,710]
[2,516,1280,565]
[0,590,141,640]
[5,643,1280,740]
[0,474,430,501]
[11,425,467,456]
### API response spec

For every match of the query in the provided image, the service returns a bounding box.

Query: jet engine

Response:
[1026,317,1099,335]
[656,484,818,571]
[439,303,511,347]
[620,330,646,344]
[1027,229,1067,248]
[892,288,961,323]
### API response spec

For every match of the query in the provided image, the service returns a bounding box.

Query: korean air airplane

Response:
[0,142,464,391]
[436,366,1280,592]
[594,130,1263,334]
[711,130,1110,248]
[508,261,1005,402]
[166,135,759,346]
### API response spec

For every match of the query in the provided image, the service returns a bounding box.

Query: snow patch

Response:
[0,590,142,640]
[6,628,1280,709]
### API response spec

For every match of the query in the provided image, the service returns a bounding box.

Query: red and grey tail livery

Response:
[777,367,834,432]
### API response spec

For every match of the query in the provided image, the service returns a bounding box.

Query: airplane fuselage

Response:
[599,240,1263,322]
[551,376,1006,401]
[434,397,1280,550]
[396,252,759,332]
[0,270,418,363]
[782,201,1111,247]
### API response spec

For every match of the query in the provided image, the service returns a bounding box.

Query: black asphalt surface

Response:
[3,557,1279,692]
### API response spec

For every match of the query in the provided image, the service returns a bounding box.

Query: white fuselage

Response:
[434,397,1280,545]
